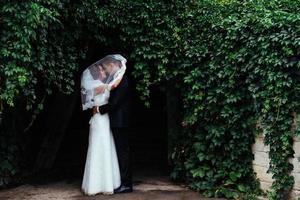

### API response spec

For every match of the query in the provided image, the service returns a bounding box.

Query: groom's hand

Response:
[92,106,98,114]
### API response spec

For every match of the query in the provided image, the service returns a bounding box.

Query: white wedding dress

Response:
[81,81,121,195]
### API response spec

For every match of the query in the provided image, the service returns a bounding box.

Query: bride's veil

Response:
[80,54,127,110]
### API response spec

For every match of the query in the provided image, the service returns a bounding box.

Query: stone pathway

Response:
[0,176,225,200]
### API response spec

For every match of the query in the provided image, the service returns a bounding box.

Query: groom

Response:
[93,57,133,193]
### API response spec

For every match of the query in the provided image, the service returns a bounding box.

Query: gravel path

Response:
[0,176,225,200]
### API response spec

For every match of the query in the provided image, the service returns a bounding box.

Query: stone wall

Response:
[252,135,300,199]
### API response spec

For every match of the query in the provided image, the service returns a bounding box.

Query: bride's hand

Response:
[94,85,106,95]
[110,79,121,90]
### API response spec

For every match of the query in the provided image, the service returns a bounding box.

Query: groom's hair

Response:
[100,56,121,68]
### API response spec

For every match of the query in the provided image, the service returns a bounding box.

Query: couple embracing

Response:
[80,54,132,195]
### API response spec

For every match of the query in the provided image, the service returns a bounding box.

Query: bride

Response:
[80,54,127,195]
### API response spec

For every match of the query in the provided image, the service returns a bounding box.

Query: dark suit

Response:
[99,75,132,187]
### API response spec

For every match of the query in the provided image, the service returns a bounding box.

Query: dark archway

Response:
[51,53,169,181]
[51,81,169,181]
[130,86,168,177]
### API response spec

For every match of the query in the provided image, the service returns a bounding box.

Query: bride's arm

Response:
[93,84,108,96]
[93,67,125,95]
[98,75,129,114]
[107,65,126,90]
[93,80,120,96]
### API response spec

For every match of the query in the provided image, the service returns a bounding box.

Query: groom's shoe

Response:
[114,185,133,194]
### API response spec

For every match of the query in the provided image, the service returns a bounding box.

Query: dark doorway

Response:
[52,73,168,181]
[130,86,168,177]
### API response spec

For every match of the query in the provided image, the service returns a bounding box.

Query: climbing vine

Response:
[1,0,300,199]
[102,1,300,199]
[0,0,105,187]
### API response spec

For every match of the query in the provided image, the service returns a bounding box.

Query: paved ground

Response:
[0,175,225,200]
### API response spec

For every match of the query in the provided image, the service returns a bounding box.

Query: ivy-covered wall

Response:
[1,1,300,200]
[253,134,300,199]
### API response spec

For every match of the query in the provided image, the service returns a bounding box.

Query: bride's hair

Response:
[89,64,100,80]
[100,56,122,68]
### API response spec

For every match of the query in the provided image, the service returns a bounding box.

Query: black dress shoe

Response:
[114,185,133,193]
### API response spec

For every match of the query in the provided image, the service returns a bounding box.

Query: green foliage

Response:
[0,0,91,108]
[0,133,21,187]
[0,0,107,187]
[101,0,299,199]
[1,0,300,199]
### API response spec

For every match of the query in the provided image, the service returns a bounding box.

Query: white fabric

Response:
[106,63,126,91]
[81,85,121,195]
[81,54,127,111]
[80,71,99,110]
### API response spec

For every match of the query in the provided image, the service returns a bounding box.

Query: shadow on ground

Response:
[0,171,226,200]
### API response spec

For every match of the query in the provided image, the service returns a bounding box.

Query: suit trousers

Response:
[111,127,132,187]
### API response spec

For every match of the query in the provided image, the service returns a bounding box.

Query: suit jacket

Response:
[98,75,132,128]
